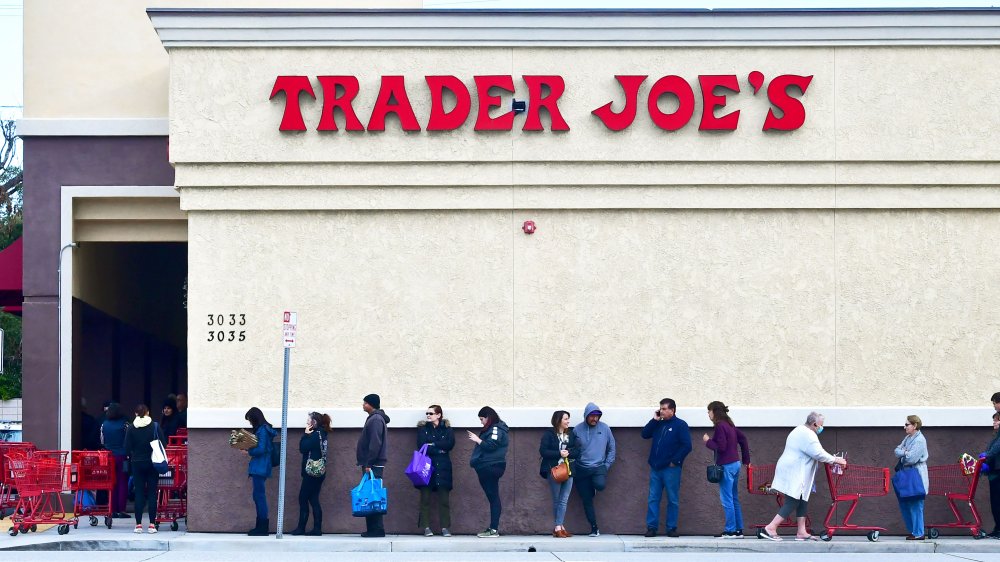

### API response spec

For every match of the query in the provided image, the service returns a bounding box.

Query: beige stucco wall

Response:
[171,45,1000,411]
[22,1,422,118]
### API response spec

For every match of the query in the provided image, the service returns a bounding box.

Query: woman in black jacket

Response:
[124,404,160,534]
[416,404,456,537]
[289,412,331,536]
[467,406,509,538]
[539,410,580,537]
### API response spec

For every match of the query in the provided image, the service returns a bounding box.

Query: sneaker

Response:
[734,530,744,539]
[441,528,452,537]
[589,527,601,537]
[666,528,679,538]
[477,528,500,538]
[147,524,157,534]
[133,524,143,534]
[423,527,434,537]
[360,531,386,538]
[721,531,740,539]
[714,530,729,538]
[644,527,657,538]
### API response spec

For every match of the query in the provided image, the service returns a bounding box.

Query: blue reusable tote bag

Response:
[892,465,926,500]
[351,469,388,517]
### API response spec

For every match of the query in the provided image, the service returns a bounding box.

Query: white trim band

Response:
[147,8,1000,48]
[17,119,169,137]
[187,406,993,430]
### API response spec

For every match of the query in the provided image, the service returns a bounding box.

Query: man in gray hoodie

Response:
[572,402,616,537]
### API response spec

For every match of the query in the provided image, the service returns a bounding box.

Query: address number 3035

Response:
[207,313,247,342]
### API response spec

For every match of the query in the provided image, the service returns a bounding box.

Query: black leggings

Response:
[778,495,809,519]
[476,464,506,530]
[297,475,325,529]
[131,462,159,525]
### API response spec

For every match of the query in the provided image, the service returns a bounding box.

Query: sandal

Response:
[760,529,783,542]
[795,535,821,541]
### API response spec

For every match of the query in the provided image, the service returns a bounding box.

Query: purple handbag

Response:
[405,444,434,486]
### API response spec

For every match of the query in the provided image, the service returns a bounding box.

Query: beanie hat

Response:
[363,394,381,409]
[163,397,177,411]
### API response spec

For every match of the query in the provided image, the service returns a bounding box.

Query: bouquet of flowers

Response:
[229,428,258,450]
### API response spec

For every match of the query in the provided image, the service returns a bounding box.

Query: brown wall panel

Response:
[186,425,998,536]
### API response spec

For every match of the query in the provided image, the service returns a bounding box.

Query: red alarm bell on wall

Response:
[522,220,537,235]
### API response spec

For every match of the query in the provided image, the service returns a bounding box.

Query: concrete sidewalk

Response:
[3,521,1000,554]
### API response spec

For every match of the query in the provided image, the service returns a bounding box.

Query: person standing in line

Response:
[468,406,509,538]
[416,404,455,537]
[159,397,181,443]
[540,410,580,538]
[702,401,750,538]
[124,404,160,534]
[357,394,390,538]
[289,411,332,536]
[244,407,277,536]
[894,415,929,540]
[176,393,188,429]
[572,402,616,538]
[642,398,692,538]
[983,412,1000,538]
[100,402,130,519]
[761,412,846,541]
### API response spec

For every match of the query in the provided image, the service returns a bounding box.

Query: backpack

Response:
[270,434,280,467]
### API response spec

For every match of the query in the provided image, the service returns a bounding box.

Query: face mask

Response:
[815,426,824,435]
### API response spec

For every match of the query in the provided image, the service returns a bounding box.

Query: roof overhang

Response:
[147,8,1000,48]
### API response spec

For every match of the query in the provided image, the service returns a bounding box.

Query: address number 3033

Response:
[207,313,247,342]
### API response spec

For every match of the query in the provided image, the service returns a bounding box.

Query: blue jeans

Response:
[548,476,574,526]
[897,496,925,537]
[719,461,744,532]
[251,475,268,519]
[647,466,682,530]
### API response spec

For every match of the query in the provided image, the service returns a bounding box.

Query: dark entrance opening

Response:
[71,242,187,449]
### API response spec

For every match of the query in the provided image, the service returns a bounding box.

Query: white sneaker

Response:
[147,524,158,534]
[134,525,143,534]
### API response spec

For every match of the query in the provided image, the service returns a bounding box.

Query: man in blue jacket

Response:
[572,402,616,537]
[641,398,691,538]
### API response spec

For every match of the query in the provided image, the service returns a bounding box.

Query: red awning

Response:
[0,237,23,310]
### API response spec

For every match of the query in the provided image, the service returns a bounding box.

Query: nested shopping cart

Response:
[69,450,116,529]
[5,449,78,536]
[0,441,35,519]
[168,428,188,447]
[746,464,813,537]
[925,458,987,539]
[820,463,890,541]
[155,444,187,531]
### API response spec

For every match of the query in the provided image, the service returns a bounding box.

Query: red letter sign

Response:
[522,75,569,131]
[763,74,813,131]
[647,75,695,131]
[368,76,421,132]
[270,76,315,132]
[474,75,515,131]
[698,75,741,131]
[316,76,364,132]
[592,75,646,132]
[426,75,472,131]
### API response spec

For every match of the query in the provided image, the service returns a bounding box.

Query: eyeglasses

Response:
[425,412,437,416]
[904,423,913,427]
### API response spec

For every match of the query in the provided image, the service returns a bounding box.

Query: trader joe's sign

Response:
[269,72,812,133]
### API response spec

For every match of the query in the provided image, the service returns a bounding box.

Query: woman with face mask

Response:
[760,412,847,541]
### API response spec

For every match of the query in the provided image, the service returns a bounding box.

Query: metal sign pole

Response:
[275,345,290,539]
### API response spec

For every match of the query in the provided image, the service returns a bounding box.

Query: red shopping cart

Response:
[925,458,987,539]
[0,441,35,519]
[820,463,890,542]
[155,445,187,531]
[6,449,78,536]
[746,464,813,537]
[69,450,116,529]
[168,428,188,446]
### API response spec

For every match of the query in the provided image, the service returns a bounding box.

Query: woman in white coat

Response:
[761,412,847,541]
